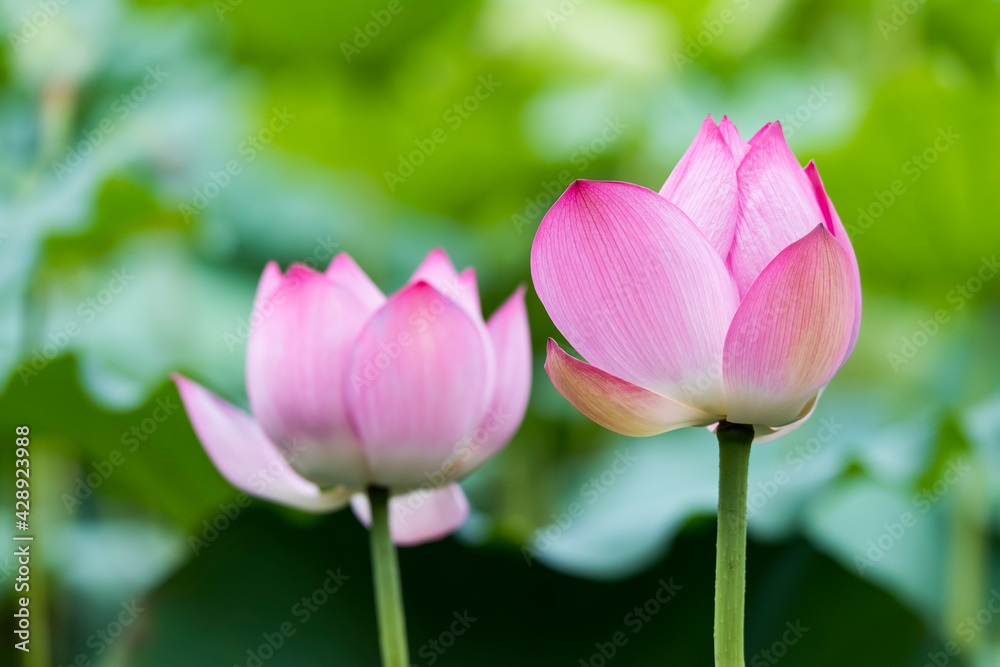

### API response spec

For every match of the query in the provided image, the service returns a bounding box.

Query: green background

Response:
[2,0,1000,664]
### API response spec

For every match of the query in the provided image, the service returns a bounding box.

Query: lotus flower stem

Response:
[714,422,754,667]
[369,486,410,667]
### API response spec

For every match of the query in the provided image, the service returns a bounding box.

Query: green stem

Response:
[369,486,410,667]
[714,422,754,667]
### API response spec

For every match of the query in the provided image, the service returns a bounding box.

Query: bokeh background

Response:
[2,0,1000,664]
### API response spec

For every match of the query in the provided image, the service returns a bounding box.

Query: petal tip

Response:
[285,262,320,281]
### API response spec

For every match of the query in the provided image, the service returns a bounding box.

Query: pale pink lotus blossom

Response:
[174,249,530,545]
[531,116,861,441]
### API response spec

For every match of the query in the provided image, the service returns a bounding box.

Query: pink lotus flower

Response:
[174,249,531,545]
[531,116,861,441]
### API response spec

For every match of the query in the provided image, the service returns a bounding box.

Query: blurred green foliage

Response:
[2,0,1000,664]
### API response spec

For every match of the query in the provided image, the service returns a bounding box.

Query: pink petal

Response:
[246,264,375,488]
[408,248,481,320]
[729,122,826,296]
[350,483,470,546]
[659,115,738,257]
[531,180,738,414]
[458,267,482,319]
[173,374,352,513]
[719,116,751,166]
[345,282,494,487]
[326,252,386,311]
[804,161,862,363]
[253,261,284,309]
[546,339,718,436]
[749,122,772,144]
[723,225,858,427]
[453,286,532,477]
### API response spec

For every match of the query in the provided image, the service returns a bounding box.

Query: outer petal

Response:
[409,248,481,321]
[247,264,375,488]
[253,261,284,309]
[173,375,352,513]
[346,282,494,487]
[326,252,386,311]
[723,225,858,427]
[804,161,862,363]
[546,340,718,436]
[718,116,751,165]
[452,286,531,477]
[531,180,738,414]
[729,122,826,296]
[350,483,469,547]
[660,115,738,257]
